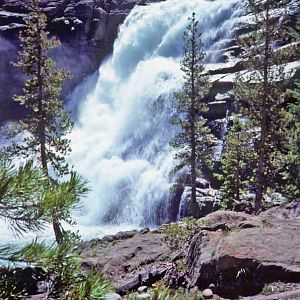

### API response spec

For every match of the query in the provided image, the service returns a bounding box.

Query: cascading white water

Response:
[69,0,243,227]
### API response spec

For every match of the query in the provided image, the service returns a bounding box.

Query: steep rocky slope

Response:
[0,0,147,122]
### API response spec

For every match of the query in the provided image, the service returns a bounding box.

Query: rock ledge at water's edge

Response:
[79,200,300,299]
[4,200,300,299]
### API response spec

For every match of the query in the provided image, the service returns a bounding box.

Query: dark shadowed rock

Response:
[0,0,145,123]
[184,209,300,298]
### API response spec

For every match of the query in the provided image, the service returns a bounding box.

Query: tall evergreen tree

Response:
[235,0,293,212]
[171,13,213,216]
[6,0,72,177]
[5,0,74,242]
[282,17,300,198]
[217,117,255,209]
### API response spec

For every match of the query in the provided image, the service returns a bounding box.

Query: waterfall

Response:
[69,0,242,227]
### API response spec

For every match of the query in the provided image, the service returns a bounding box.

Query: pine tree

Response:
[6,0,72,177]
[282,17,300,198]
[0,153,48,234]
[0,153,88,236]
[171,13,213,216]
[218,117,255,209]
[5,0,74,243]
[235,0,294,212]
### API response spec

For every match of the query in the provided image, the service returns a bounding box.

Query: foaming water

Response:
[69,0,242,227]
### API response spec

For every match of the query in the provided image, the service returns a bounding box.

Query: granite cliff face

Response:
[0,0,147,122]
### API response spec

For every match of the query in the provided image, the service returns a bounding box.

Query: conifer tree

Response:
[6,0,72,177]
[0,153,47,234]
[5,0,74,243]
[217,117,255,209]
[282,18,300,198]
[171,13,213,216]
[0,153,88,237]
[235,0,293,212]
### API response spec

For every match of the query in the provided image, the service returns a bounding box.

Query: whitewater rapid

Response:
[68,0,242,227]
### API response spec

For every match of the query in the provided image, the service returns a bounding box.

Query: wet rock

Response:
[0,0,145,123]
[196,178,210,189]
[139,228,150,234]
[104,293,122,300]
[137,285,148,293]
[115,230,138,240]
[178,186,221,219]
[203,288,213,299]
[102,235,115,243]
[137,293,151,299]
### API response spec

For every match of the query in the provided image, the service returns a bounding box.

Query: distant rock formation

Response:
[0,0,147,122]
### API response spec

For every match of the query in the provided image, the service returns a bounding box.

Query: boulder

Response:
[203,288,213,299]
[80,230,172,294]
[104,293,122,300]
[137,286,148,293]
[178,186,221,219]
[184,209,300,298]
[260,199,300,219]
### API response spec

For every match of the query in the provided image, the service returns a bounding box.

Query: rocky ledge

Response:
[75,200,300,299]
[5,200,300,299]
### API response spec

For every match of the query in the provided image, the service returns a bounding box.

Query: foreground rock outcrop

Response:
[184,210,300,298]
[75,201,300,299]
[3,201,300,299]
[79,228,172,294]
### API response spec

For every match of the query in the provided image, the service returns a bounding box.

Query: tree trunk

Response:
[255,0,270,213]
[37,25,48,177]
[190,24,197,217]
[37,22,63,243]
[53,220,64,244]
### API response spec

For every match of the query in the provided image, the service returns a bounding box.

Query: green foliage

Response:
[171,12,214,215]
[1,234,113,299]
[217,117,255,208]
[0,153,88,239]
[162,217,199,251]
[2,0,79,243]
[42,172,89,227]
[69,270,113,300]
[4,0,72,177]
[130,283,204,300]
[280,18,300,199]
[282,78,300,198]
[262,283,275,295]
[151,286,178,300]
[234,0,295,211]
[0,154,49,234]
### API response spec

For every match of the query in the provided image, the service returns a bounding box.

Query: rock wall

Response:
[0,0,148,123]
[0,0,298,124]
